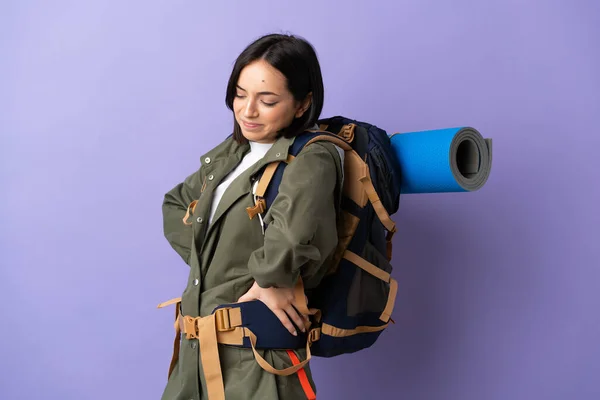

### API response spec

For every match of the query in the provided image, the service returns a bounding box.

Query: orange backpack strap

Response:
[286,349,317,400]
[359,164,397,259]
[182,200,198,225]
[246,154,295,219]
[157,298,183,379]
[305,134,352,152]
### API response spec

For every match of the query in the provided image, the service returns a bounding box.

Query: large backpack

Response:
[246,115,403,357]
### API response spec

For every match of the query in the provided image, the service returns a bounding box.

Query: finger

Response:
[303,314,311,327]
[273,309,297,336]
[237,293,253,303]
[237,286,258,303]
[285,305,306,333]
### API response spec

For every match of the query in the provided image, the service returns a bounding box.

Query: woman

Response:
[160,33,344,400]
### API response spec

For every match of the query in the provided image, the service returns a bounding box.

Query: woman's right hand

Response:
[237,281,309,336]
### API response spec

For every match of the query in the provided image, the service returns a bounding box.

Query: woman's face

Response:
[233,59,311,143]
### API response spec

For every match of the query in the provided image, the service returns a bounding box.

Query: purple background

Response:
[2,1,599,399]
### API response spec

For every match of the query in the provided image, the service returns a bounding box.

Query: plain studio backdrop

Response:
[1,1,599,399]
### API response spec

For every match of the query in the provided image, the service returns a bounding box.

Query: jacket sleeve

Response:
[247,142,342,289]
[162,166,204,265]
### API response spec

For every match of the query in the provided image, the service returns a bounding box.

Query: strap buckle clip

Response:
[308,328,321,343]
[182,316,200,339]
[215,308,235,332]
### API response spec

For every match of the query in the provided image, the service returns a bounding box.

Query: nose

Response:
[243,98,259,118]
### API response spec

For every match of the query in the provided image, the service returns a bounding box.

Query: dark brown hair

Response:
[225,33,325,144]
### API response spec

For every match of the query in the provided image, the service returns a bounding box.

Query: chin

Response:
[242,130,273,143]
[241,130,263,141]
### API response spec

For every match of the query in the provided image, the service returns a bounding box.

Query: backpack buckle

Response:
[246,198,266,219]
[215,308,235,332]
[308,328,321,343]
[182,315,200,339]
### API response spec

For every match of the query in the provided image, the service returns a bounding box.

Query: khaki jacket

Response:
[160,133,343,400]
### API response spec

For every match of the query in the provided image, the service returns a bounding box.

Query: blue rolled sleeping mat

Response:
[389,127,492,193]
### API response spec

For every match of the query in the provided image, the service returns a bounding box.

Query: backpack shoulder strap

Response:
[304,133,353,152]
[307,131,397,258]
[245,154,294,220]
[255,153,296,198]
[245,131,341,221]
[307,133,397,231]
[246,129,397,257]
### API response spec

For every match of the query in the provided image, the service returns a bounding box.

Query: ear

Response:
[295,92,313,118]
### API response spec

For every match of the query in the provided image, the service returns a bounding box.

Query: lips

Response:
[242,120,262,129]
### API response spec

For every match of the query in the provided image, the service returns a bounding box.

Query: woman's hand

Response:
[237,281,308,336]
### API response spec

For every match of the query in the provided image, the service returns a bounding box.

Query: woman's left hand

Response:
[237,281,308,336]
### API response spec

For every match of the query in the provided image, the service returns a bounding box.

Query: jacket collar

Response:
[198,134,296,236]
[199,134,296,176]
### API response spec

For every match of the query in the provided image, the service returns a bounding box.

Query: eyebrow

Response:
[236,85,280,97]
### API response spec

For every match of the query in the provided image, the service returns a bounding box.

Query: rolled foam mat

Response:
[389,127,492,193]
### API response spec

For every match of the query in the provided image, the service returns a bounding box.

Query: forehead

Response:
[237,59,288,92]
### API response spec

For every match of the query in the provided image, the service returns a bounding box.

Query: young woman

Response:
[160,33,343,399]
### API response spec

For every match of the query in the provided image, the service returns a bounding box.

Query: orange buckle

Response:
[182,316,199,339]
[308,328,321,343]
[215,308,235,332]
[246,198,266,220]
